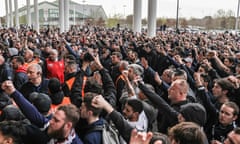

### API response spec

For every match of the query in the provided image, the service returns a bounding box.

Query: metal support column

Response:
[133,0,142,34]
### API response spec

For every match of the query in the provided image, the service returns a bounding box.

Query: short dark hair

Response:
[150,132,170,144]
[214,78,234,97]
[223,101,239,116]
[200,74,211,83]
[225,56,235,64]
[65,60,78,70]
[111,51,123,60]
[57,104,80,127]
[84,79,103,95]
[0,105,25,121]
[172,68,187,80]
[64,54,76,61]
[198,64,209,72]
[66,60,77,65]
[214,78,234,91]
[180,103,206,127]
[48,78,62,94]
[83,92,102,116]
[126,99,143,114]
[168,122,207,144]
[0,120,27,144]
[29,92,51,115]
[12,56,25,65]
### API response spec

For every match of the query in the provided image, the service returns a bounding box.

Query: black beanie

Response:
[84,79,103,94]
[29,92,52,114]
[0,93,12,110]
[0,105,25,121]
[180,103,206,127]
[48,78,61,94]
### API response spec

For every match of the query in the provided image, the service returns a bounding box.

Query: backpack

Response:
[87,123,120,144]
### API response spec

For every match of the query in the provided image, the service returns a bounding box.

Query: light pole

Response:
[73,4,76,25]
[176,0,180,33]
[123,5,126,18]
[235,0,240,31]
[82,0,86,25]
[123,5,126,27]
[5,0,9,27]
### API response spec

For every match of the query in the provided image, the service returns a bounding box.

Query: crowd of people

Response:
[0,25,239,144]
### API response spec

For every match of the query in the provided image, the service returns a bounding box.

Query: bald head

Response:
[24,49,34,62]
[168,79,189,103]
[49,49,58,61]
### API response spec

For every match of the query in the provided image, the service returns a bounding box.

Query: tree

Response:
[96,17,105,27]
[156,18,167,27]
[166,18,176,27]
[180,18,188,28]
[215,9,226,18]
[220,18,227,29]
[226,10,235,17]
[213,9,236,29]
[226,10,235,29]
[142,18,147,26]
[226,16,236,29]
[106,14,122,28]
[188,18,201,27]
[126,14,133,27]
[204,16,214,30]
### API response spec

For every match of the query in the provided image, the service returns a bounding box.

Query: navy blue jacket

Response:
[13,71,28,90]
[10,90,83,144]
[20,78,49,100]
[83,118,104,144]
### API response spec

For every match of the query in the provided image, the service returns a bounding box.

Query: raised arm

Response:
[92,95,134,143]
[1,80,49,128]
[137,80,179,120]
[92,54,117,107]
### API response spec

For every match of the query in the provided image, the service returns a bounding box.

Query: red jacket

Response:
[46,59,64,84]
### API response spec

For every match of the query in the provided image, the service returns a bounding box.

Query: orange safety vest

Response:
[65,75,87,98]
[81,76,87,98]
[24,59,39,68]
[49,97,71,114]
[115,74,125,88]
[65,77,76,91]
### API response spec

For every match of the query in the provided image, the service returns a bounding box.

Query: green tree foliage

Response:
[126,15,133,27]
[106,14,122,27]
[107,9,237,30]
[156,18,167,27]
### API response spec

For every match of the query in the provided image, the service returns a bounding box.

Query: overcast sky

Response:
[0,0,238,19]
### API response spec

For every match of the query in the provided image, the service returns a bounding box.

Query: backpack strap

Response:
[85,125,104,134]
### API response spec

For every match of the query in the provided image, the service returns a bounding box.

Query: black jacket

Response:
[138,82,189,133]
[20,78,49,100]
[70,68,116,108]
[210,122,236,143]
[69,69,87,107]
[13,71,28,90]
[99,68,117,107]
[10,90,83,144]
[0,63,13,90]
[109,110,134,143]
[196,87,236,142]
